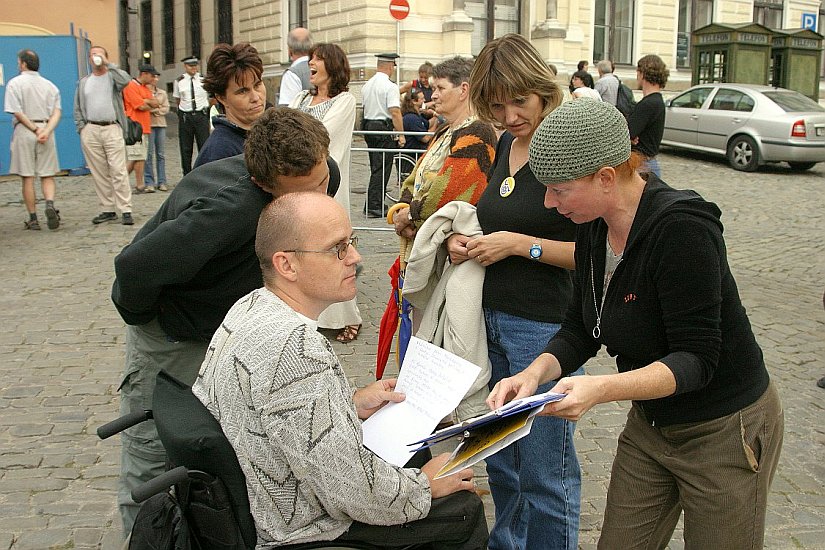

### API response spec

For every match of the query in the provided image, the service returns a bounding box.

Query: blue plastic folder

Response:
[410,390,566,478]
[410,390,566,450]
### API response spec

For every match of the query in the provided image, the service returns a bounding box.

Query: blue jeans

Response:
[484,308,582,550]
[144,126,167,186]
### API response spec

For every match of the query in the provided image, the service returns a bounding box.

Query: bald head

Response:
[287,27,313,59]
[256,192,343,284]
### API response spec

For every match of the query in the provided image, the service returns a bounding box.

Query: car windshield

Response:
[762,90,825,112]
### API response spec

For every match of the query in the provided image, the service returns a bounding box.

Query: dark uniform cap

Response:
[376,53,400,63]
[181,55,199,65]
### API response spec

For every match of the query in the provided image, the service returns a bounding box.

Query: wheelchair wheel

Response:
[385,153,418,204]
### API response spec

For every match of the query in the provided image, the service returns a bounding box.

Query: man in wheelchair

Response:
[192,192,488,549]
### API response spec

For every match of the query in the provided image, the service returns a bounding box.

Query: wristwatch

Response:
[529,241,543,261]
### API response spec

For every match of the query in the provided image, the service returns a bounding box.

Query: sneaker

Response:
[122,212,134,225]
[158,184,169,192]
[45,205,60,230]
[92,212,118,224]
[24,219,41,230]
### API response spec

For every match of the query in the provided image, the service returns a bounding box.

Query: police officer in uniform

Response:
[361,53,405,218]
[173,55,210,175]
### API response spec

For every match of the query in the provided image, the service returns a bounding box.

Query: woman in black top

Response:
[450,34,580,550]
[490,99,784,549]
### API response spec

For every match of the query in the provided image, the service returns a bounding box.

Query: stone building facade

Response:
[120,0,823,99]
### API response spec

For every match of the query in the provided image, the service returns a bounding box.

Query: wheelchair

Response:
[98,371,396,550]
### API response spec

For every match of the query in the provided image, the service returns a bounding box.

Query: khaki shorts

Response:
[9,123,59,177]
[125,136,149,161]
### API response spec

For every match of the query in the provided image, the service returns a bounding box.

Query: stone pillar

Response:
[531,0,567,64]
[442,0,474,57]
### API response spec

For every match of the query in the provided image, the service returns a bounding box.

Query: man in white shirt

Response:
[278,27,313,106]
[594,59,619,106]
[361,53,405,217]
[193,191,488,548]
[4,49,62,230]
[173,55,211,174]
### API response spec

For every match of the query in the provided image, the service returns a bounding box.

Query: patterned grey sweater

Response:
[193,289,431,547]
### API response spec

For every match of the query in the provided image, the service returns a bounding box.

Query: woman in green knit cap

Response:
[490,98,784,549]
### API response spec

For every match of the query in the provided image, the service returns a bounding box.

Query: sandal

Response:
[336,324,361,343]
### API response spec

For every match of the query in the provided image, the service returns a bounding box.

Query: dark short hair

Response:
[244,108,330,192]
[572,70,595,89]
[577,60,589,71]
[432,56,473,88]
[637,54,669,88]
[309,43,350,98]
[18,49,39,71]
[202,43,263,98]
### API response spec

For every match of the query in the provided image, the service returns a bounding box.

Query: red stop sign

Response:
[389,0,410,20]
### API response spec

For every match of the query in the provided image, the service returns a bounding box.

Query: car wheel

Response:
[788,161,816,171]
[727,135,760,172]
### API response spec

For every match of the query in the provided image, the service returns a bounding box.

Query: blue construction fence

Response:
[0,34,92,176]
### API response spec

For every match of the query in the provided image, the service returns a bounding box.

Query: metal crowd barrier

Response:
[350,129,432,232]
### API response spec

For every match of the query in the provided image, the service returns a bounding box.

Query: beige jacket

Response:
[403,201,491,422]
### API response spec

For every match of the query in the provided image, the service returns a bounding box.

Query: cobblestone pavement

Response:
[0,135,823,549]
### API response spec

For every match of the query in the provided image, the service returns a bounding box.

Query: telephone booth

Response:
[691,22,773,86]
[771,28,823,101]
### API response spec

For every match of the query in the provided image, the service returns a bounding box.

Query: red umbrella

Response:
[376,206,414,379]
[376,258,401,379]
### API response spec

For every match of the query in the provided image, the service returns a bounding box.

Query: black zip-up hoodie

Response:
[545,175,769,426]
[111,153,340,342]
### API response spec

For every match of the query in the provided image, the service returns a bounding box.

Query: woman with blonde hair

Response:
[450,33,580,549]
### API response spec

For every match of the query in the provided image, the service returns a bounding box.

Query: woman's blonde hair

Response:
[469,34,562,126]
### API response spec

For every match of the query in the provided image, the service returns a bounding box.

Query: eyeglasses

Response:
[284,236,358,261]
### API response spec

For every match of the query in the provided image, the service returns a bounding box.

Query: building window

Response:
[753,0,783,29]
[593,0,634,66]
[163,0,175,65]
[188,0,202,59]
[677,0,713,68]
[465,0,521,56]
[141,0,153,53]
[289,0,308,29]
[216,0,233,44]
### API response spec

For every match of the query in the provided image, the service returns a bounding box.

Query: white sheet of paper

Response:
[362,337,482,466]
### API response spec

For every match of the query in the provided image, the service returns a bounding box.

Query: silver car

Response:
[662,83,825,171]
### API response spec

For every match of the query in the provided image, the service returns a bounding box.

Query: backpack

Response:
[615,78,636,120]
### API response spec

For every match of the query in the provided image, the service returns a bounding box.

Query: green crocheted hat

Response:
[529,99,631,185]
